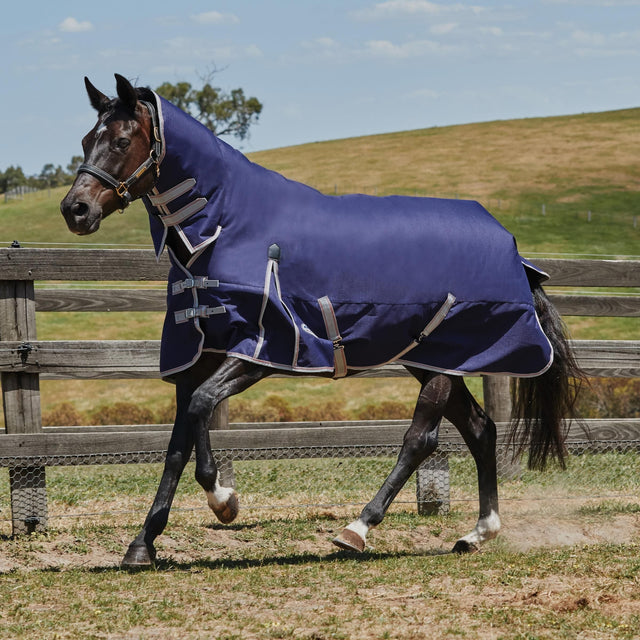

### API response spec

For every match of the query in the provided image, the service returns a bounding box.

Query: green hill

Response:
[2,107,638,256]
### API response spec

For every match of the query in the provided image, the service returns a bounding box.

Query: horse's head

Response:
[60,74,161,235]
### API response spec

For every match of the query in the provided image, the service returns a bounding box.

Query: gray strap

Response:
[174,305,226,324]
[159,197,207,226]
[318,296,347,379]
[149,178,196,206]
[171,276,220,295]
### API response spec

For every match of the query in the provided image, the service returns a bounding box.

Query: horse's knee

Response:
[164,449,190,475]
[187,388,216,424]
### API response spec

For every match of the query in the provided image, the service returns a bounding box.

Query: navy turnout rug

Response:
[143,95,553,379]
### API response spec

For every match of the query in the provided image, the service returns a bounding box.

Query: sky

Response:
[2,0,639,176]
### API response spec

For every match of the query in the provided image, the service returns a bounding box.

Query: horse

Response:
[61,74,582,567]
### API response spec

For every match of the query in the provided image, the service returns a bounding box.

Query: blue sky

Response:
[2,0,639,176]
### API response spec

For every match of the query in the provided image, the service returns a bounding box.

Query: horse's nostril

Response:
[70,201,89,219]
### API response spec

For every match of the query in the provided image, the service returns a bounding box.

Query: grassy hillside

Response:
[1,107,639,256]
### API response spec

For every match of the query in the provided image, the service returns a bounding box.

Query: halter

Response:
[76,100,162,210]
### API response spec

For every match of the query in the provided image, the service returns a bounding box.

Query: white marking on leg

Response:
[345,519,370,544]
[458,509,501,547]
[206,478,235,512]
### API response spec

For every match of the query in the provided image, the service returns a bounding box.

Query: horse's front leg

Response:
[333,373,451,552]
[122,380,197,567]
[188,357,271,524]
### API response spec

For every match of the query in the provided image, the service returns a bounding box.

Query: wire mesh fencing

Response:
[2,438,639,537]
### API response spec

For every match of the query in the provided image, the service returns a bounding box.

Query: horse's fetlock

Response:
[195,464,218,491]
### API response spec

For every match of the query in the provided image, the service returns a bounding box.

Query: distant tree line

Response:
[0,157,83,194]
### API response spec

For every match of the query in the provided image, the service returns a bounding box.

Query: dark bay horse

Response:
[61,74,581,567]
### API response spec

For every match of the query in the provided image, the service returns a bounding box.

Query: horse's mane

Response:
[135,86,156,103]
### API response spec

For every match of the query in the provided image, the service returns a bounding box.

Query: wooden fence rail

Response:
[1,248,639,534]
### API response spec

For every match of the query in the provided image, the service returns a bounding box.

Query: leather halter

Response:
[77,100,162,210]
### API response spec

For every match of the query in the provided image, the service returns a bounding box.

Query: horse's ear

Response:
[84,77,109,113]
[115,73,138,113]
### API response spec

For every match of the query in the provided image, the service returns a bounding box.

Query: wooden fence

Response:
[1,248,639,534]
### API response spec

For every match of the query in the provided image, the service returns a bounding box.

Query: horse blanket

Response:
[143,95,553,379]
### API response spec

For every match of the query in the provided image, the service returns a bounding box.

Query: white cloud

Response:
[571,29,606,46]
[430,23,458,35]
[59,17,93,33]
[364,38,454,58]
[353,0,484,19]
[191,11,239,25]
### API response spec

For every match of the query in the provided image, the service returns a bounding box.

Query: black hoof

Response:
[452,539,479,555]
[121,542,156,568]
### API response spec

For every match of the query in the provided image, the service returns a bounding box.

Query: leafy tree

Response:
[0,165,26,192]
[156,71,262,140]
[67,156,84,175]
[39,163,68,188]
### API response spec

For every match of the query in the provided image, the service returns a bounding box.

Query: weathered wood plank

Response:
[35,289,167,312]
[0,339,638,378]
[2,419,638,462]
[549,294,640,317]
[0,340,161,378]
[1,250,639,287]
[31,289,640,317]
[534,258,640,287]
[0,248,169,281]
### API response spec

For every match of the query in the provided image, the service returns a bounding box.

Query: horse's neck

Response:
[165,227,192,266]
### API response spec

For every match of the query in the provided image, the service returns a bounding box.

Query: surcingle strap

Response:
[318,296,347,378]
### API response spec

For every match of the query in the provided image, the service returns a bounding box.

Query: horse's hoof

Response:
[332,528,366,553]
[212,490,239,524]
[121,542,156,568]
[452,539,479,555]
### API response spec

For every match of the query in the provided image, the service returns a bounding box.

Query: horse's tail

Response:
[509,281,585,470]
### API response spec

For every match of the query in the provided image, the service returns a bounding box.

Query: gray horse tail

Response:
[509,282,585,470]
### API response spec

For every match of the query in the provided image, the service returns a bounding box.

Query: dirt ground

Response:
[2,499,639,572]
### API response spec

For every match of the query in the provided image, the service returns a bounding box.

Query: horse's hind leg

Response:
[333,372,451,552]
[444,378,501,553]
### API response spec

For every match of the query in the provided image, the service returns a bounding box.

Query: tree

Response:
[156,70,262,140]
[67,156,84,176]
[0,165,26,193]
[39,163,68,188]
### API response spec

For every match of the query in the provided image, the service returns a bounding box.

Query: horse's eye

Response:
[116,138,130,150]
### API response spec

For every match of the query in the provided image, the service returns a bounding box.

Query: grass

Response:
[1,514,640,639]
[1,451,640,638]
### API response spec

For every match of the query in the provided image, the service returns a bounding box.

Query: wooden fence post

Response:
[0,278,48,534]
[483,376,521,480]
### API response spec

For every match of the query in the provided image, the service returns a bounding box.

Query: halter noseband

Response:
[76,100,162,210]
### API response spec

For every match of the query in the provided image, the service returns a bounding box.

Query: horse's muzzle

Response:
[60,195,102,235]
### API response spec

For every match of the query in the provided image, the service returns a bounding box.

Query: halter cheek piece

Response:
[76,100,162,210]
